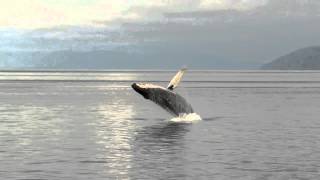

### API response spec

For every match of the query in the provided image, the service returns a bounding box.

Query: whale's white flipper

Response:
[167,68,187,90]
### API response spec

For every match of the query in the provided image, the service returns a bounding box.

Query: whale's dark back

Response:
[146,88,194,116]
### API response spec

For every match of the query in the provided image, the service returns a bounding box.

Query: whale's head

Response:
[132,83,165,99]
[131,83,147,99]
[131,83,153,99]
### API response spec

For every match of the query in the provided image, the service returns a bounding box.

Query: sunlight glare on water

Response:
[93,101,136,179]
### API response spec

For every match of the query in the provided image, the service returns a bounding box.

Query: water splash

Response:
[169,113,202,123]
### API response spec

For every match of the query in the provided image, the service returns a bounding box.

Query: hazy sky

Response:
[1,0,320,69]
[0,0,267,29]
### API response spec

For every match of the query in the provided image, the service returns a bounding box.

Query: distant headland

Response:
[262,46,320,70]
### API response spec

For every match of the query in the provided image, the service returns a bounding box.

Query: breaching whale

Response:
[132,68,194,116]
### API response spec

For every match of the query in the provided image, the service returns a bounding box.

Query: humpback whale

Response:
[132,68,194,116]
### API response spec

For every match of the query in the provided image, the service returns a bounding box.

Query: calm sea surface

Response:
[1,70,320,180]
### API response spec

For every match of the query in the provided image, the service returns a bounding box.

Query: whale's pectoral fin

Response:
[167,68,187,90]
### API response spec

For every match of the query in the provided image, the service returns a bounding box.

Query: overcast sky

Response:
[1,0,320,69]
[0,0,268,29]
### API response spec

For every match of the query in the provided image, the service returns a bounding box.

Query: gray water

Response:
[1,70,320,180]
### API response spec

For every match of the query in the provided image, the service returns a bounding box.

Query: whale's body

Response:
[131,69,194,116]
[132,83,193,116]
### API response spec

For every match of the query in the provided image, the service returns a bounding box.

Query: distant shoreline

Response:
[1,69,320,73]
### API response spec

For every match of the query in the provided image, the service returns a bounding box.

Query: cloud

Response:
[124,0,268,22]
[0,0,267,29]
[0,0,130,29]
[200,0,266,10]
[0,0,64,29]
[2,0,320,69]
[112,0,320,67]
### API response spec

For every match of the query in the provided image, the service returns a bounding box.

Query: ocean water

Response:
[1,70,320,180]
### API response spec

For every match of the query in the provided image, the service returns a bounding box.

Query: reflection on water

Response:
[0,105,62,146]
[0,72,140,81]
[131,123,190,179]
[93,99,136,179]
[0,104,71,179]
[1,71,320,179]
[136,123,190,144]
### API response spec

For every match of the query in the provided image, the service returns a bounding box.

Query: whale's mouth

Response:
[131,83,149,99]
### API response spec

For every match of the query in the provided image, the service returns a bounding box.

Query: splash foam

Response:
[169,113,202,123]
